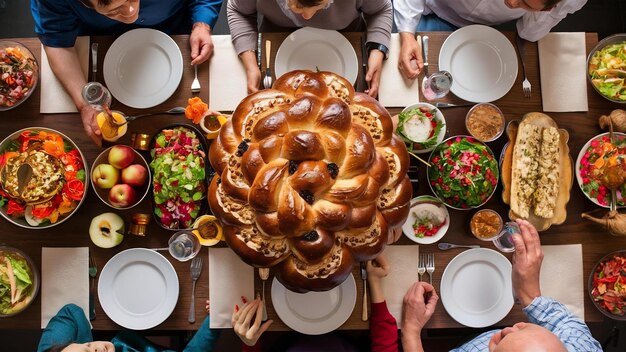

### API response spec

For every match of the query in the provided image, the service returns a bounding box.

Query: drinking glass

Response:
[82,81,112,110]
[492,222,519,253]
[421,71,453,100]
[168,230,201,262]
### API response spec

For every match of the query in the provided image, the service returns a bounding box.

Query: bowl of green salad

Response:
[588,34,626,103]
[0,246,39,317]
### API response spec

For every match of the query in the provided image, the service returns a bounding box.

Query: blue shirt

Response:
[37,304,220,352]
[450,297,602,352]
[30,0,223,47]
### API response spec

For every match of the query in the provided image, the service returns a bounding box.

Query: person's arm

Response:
[187,0,223,65]
[43,46,101,146]
[37,304,93,352]
[394,0,425,79]
[366,255,398,352]
[510,219,543,307]
[401,282,438,352]
[516,0,587,41]
[227,0,261,93]
[360,0,392,97]
[523,297,602,351]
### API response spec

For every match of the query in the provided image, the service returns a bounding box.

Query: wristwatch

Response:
[367,42,389,60]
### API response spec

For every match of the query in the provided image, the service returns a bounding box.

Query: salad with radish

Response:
[397,105,445,151]
[0,45,37,109]
[150,126,207,229]
[590,252,626,317]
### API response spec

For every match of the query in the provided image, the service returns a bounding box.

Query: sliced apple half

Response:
[89,212,125,248]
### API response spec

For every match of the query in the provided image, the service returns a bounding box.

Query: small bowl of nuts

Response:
[465,103,505,142]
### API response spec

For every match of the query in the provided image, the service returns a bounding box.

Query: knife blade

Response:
[435,102,475,108]
[91,43,98,82]
[360,35,368,92]
[257,32,263,71]
[360,262,368,321]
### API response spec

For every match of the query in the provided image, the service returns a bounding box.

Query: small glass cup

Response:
[421,71,453,100]
[492,222,519,253]
[168,230,201,261]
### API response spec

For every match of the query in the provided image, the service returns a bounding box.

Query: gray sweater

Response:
[227,0,392,54]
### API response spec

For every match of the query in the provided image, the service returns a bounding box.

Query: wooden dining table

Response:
[0,31,624,334]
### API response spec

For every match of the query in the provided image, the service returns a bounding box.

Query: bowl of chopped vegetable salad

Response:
[588,34,626,103]
[427,135,499,210]
[0,128,88,229]
[0,41,38,111]
[396,102,446,154]
[402,195,450,244]
[0,246,39,317]
[589,250,626,320]
[149,124,212,230]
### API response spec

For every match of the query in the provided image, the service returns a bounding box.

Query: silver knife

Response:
[435,102,475,108]
[91,43,98,82]
[360,262,368,321]
[257,32,263,71]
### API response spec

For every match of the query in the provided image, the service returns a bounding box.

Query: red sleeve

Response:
[242,341,261,352]
[370,301,399,352]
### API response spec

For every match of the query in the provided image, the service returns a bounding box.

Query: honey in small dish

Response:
[466,103,505,142]
[470,209,503,240]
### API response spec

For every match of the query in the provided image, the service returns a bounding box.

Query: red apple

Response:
[92,163,119,189]
[108,145,135,169]
[121,164,148,187]
[108,184,137,208]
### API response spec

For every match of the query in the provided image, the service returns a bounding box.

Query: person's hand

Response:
[367,254,390,303]
[402,282,438,334]
[245,67,261,94]
[231,296,273,346]
[511,219,543,306]
[365,50,383,97]
[398,32,423,80]
[190,22,214,65]
[79,104,102,147]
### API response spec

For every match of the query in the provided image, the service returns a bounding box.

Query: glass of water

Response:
[492,222,519,253]
[168,230,201,262]
[421,70,453,100]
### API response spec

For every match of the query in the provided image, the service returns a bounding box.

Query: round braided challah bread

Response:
[208,70,411,292]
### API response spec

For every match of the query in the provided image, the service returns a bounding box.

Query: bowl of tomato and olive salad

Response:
[427,136,499,210]
[0,246,40,317]
[402,195,450,244]
[0,41,38,111]
[0,128,88,229]
[396,102,446,154]
[589,251,626,320]
[588,34,626,103]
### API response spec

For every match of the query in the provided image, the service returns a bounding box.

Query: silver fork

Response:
[516,34,531,98]
[426,253,435,285]
[188,256,203,323]
[263,40,273,89]
[191,65,201,93]
[417,253,426,281]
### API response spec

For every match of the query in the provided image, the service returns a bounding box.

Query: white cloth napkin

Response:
[538,33,588,112]
[41,247,89,328]
[208,248,254,328]
[378,33,421,108]
[40,36,90,114]
[540,244,584,319]
[381,245,419,328]
[209,35,248,112]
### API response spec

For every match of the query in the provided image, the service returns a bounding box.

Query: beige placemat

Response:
[540,244,584,319]
[209,35,248,112]
[381,245,419,328]
[41,247,89,328]
[208,247,254,328]
[379,33,421,108]
[40,36,89,114]
[538,33,588,112]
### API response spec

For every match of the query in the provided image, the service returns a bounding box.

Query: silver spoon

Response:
[437,243,480,251]
[111,106,186,127]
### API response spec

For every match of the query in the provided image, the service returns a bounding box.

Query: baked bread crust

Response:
[208,70,410,292]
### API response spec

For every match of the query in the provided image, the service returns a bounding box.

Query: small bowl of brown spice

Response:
[470,209,503,240]
[465,103,505,142]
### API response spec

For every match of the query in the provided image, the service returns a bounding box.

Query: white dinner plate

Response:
[440,248,513,327]
[98,248,179,330]
[104,28,183,108]
[271,274,356,335]
[438,25,518,103]
[275,27,358,84]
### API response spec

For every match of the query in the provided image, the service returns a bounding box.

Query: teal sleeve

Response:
[183,315,221,352]
[37,304,93,352]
